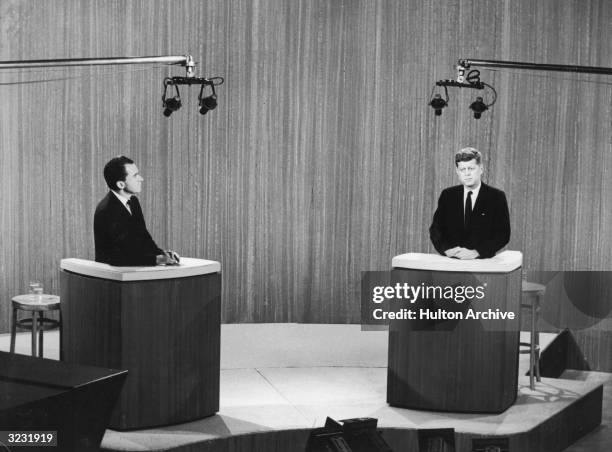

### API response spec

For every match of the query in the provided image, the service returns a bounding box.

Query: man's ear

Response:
[116,180,126,190]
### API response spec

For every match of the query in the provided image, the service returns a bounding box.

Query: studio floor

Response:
[1,324,611,451]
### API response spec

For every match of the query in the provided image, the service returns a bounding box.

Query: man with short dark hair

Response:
[94,156,179,266]
[429,147,510,259]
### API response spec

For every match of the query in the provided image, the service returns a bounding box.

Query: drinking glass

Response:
[33,285,44,302]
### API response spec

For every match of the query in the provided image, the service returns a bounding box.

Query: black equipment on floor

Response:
[306,417,393,452]
[0,351,127,452]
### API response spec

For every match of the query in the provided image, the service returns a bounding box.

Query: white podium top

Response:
[392,250,522,273]
[60,257,221,281]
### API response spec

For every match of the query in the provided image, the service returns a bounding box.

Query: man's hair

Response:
[103,156,134,190]
[454,147,482,166]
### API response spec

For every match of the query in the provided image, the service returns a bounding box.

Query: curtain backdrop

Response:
[0,0,610,366]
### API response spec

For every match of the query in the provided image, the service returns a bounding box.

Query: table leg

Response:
[10,308,17,353]
[535,294,542,382]
[38,312,44,358]
[31,312,37,357]
[529,298,536,389]
[59,310,63,361]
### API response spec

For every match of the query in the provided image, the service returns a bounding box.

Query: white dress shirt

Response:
[463,183,481,213]
[111,190,133,215]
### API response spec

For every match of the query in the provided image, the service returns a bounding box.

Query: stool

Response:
[520,281,545,390]
[10,294,62,358]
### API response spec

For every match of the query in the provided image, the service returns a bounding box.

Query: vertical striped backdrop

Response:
[0,0,610,367]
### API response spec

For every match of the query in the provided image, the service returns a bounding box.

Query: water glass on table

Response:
[28,281,43,302]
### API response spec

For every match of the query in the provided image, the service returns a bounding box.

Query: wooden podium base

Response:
[61,269,221,430]
[387,267,522,413]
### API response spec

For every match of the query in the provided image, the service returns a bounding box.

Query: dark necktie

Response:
[465,191,473,226]
[127,197,136,215]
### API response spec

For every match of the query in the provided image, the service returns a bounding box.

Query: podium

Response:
[60,257,221,430]
[387,251,522,413]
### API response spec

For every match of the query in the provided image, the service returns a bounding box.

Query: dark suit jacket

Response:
[94,192,163,266]
[429,183,510,259]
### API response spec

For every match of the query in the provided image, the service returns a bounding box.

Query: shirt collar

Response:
[111,190,133,211]
[463,182,482,199]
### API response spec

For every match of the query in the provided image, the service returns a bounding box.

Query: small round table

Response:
[10,294,62,358]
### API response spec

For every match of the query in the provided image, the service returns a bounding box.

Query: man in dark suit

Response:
[94,156,179,266]
[429,148,510,259]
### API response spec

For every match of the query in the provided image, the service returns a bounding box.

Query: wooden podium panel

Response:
[60,259,221,430]
[387,252,522,413]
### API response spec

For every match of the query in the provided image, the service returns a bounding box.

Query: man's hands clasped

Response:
[444,247,479,260]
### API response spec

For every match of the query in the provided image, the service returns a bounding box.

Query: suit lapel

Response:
[129,196,148,227]
[455,186,465,227]
[472,183,488,213]
[108,191,134,220]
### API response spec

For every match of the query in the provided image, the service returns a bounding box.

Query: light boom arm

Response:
[458,59,612,76]
[0,55,197,77]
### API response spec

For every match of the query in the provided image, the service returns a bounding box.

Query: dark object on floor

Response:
[539,329,590,378]
[306,417,393,451]
[472,437,509,451]
[418,428,455,452]
[0,351,126,452]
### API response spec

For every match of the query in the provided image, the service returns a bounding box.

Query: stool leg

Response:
[10,307,17,353]
[535,295,542,382]
[38,312,44,358]
[529,298,536,390]
[59,310,63,361]
[31,312,37,357]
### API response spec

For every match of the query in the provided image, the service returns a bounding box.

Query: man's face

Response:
[455,159,482,189]
[118,163,144,194]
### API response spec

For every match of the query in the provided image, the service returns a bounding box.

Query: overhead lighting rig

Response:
[429,58,612,119]
[0,54,225,119]
[162,54,224,117]
[162,76,224,117]
[429,64,496,119]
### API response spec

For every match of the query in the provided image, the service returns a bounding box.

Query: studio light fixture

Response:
[469,96,488,119]
[162,78,182,117]
[467,81,497,120]
[428,57,612,119]
[162,76,224,117]
[429,66,496,119]
[429,86,449,116]
[198,81,217,115]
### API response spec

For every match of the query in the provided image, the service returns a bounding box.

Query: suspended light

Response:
[162,79,182,117]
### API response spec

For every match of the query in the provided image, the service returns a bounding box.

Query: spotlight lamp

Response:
[469,83,497,119]
[161,75,224,117]
[198,81,218,115]
[162,78,182,117]
[429,85,449,116]
[470,97,487,119]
